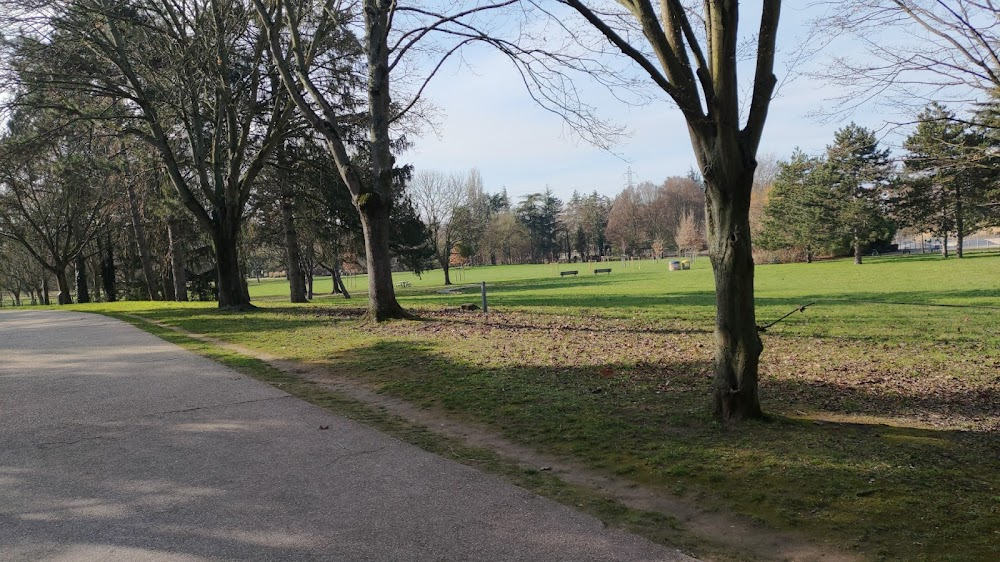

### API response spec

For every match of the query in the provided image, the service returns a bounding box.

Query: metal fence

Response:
[893,234,1000,253]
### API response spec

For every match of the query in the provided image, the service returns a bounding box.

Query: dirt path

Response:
[129,314,860,562]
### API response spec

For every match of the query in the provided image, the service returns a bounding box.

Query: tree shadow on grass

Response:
[326,338,1000,560]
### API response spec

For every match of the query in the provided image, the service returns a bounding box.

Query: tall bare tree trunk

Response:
[55,266,72,305]
[854,232,863,265]
[360,199,406,320]
[333,265,350,299]
[704,169,764,421]
[75,253,91,303]
[213,209,250,308]
[956,188,964,258]
[164,271,177,301]
[98,232,116,302]
[942,231,949,258]
[359,0,407,320]
[167,218,187,301]
[125,181,160,300]
[281,194,308,303]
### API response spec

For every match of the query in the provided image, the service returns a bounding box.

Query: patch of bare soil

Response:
[135,314,859,562]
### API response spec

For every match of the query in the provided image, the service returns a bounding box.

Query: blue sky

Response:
[399,4,902,202]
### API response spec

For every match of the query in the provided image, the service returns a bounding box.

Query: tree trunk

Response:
[167,218,188,301]
[281,194,308,303]
[92,260,102,303]
[163,270,176,301]
[333,265,350,299]
[955,184,964,258]
[357,0,409,321]
[55,267,72,305]
[442,259,451,285]
[327,265,339,294]
[213,217,251,309]
[704,165,764,422]
[359,198,406,320]
[75,254,91,304]
[42,276,50,305]
[98,232,116,302]
[942,231,949,258]
[853,234,863,265]
[125,181,160,300]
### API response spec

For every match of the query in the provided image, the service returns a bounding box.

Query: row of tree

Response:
[758,106,1000,263]
[406,168,717,285]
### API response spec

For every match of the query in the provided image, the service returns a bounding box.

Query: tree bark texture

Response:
[360,0,408,320]
[956,186,964,258]
[281,194,308,303]
[167,218,188,301]
[163,270,177,301]
[213,211,251,309]
[334,266,350,299]
[75,253,91,303]
[55,267,72,305]
[360,198,405,320]
[704,169,764,421]
[99,233,117,302]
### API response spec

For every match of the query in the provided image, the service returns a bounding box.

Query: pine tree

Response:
[759,150,841,262]
[824,124,895,264]
[899,103,989,257]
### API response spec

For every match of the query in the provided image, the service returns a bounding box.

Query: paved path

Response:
[0,310,692,561]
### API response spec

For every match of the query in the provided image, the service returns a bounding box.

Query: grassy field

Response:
[67,253,999,561]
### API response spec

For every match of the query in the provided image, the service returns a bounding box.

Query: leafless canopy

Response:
[812,0,1000,118]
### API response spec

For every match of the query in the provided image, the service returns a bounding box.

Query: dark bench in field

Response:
[560,270,578,276]
[594,268,612,274]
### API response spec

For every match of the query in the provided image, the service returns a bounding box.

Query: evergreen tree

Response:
[759,150,841,262]
[824,124,895,264]
[970,92,1000,228]
[899,103,989,257]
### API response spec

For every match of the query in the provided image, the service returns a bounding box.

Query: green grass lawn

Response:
[69,252,999,561]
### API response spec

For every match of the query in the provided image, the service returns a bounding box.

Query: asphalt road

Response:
[0,310,693,561]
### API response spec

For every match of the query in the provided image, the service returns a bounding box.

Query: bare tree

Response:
[412,170,468,285]
[675,210,706,256]
[0,122,111,304]
[817,1,1000,116]
[482,211,530,265]
[252,0,516,319]
[546,1,782,420]
[605,186,645,256]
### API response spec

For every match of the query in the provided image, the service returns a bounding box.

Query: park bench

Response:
[594,268,612,275]
[560,270,578,276]
[398,281,411,287]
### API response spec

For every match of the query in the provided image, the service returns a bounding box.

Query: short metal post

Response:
[480,281,488,314]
